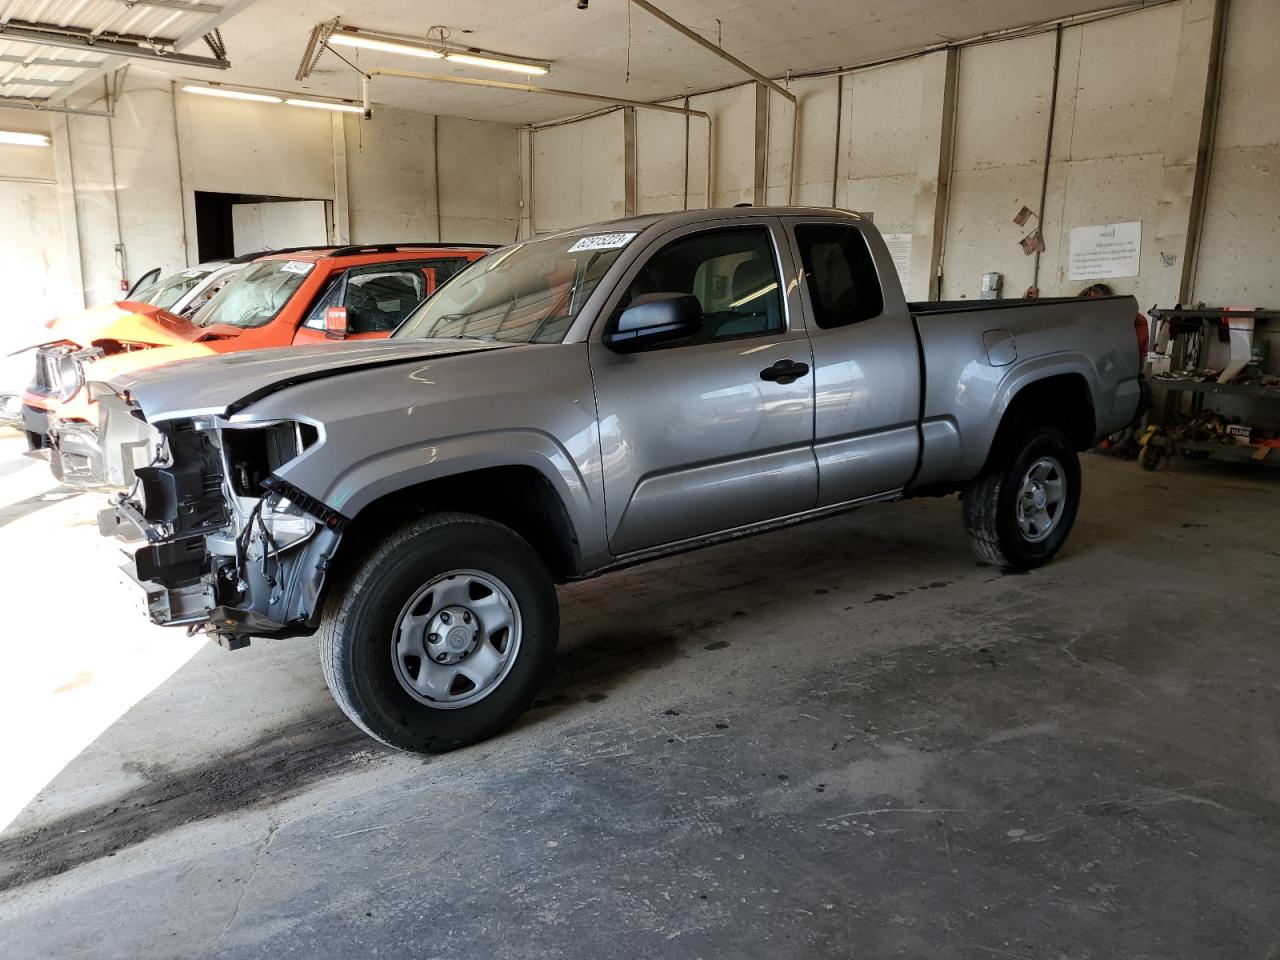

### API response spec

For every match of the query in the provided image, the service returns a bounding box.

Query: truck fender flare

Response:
[321,428,605,561]
[993,352,1099,423]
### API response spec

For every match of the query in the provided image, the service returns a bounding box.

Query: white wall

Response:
[0,107,78,346]
[55,73,189,305]
[344,107,439,243]
[838,60,923,231]
[524,0,1268,312]
[42,69,522,306]
[1036,4,1188,306]
[180,92,335,200]
[941,33,1055,300]
[1194,0,1280,306]
[532,110,625,233]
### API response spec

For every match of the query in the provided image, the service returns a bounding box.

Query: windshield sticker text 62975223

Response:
[567,233,637,253]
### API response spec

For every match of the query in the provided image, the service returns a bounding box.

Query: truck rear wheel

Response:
[318,512,559,752]
[963,425,1081,570]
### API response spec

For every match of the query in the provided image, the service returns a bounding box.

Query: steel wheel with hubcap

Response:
[1015,456,1066,543]
[393,570,523,709]
[319,512,558,753]
[964,425,1081,570]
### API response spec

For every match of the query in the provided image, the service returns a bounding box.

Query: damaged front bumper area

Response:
[100,407,345,648]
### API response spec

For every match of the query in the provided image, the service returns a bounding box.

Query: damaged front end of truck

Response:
[98,391,345,649]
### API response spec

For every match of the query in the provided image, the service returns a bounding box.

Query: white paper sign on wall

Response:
[1068,221,1141,281]
[881,233,913,287]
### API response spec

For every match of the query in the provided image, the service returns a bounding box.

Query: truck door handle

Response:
[759,358,809,384]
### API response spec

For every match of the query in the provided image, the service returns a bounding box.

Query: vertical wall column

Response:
[753,82,769,206]
[331,112,351,245]
[518,126,534,239]
[1154,0,1226,302]
[49,115,86,309]
[623,107,637,217]
[906,49,959,302]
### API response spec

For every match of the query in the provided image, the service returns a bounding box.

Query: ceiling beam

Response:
[626,0,796,105]
[0,54,105,68]
[113,0,224,14]
[0,20,230,69]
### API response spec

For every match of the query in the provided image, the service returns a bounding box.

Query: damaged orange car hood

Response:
[44,300,211,349]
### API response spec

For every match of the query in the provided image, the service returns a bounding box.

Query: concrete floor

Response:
[0,426,1277,959]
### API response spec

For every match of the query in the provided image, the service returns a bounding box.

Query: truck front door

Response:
[783,218,921,505]
[589,219,817,556]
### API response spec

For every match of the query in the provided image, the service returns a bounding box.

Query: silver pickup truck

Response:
[96,207,1144,752]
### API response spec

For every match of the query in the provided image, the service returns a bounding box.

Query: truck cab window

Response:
[617,228,783,346]
[794,224,884,328]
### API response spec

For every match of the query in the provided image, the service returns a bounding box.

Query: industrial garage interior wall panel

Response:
[178,88,335,201]
[692,83,757,209]
[635,107,691,214]
[1194,0,1280,326]
[940,32,1056,302]
[230,199,328,255]
[532,110,626,234]
[435,116,520,245]
[60,72,189,307]
[1035,3,1187,306]
[343,107,441,243]
[0,107,77,343]
[764,75,838,208]
[836,58,924,236]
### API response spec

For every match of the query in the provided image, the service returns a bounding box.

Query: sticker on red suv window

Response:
[567,233,636,253]
[280,261,315,275]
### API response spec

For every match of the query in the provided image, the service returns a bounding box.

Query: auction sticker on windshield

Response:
[567,233,636,253]
[280,261,315,275]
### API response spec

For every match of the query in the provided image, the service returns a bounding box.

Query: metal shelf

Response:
[1150,377,1280,402]
[1146,435,1280,468]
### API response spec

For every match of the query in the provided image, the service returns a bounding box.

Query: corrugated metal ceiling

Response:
[0,0,224,100]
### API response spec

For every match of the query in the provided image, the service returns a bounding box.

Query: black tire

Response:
[963,425,1081,570]
[318,512,558,752]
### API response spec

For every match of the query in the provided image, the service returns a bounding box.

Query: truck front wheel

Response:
[963,425,1081,570]
[318,512,559,752]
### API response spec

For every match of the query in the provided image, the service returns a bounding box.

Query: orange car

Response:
[30,243,492,486]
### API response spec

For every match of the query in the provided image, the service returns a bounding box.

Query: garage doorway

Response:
[194,191,331,261]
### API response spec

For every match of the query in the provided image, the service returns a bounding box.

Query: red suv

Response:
[39,243,492,486]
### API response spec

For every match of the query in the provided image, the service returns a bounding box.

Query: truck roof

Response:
[252,243,499,265]
[533,205,868,244]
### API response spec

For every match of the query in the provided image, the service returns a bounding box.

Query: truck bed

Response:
[907,293,1144,487]
[908,295,1129,315]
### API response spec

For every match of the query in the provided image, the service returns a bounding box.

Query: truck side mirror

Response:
[604,293,702,352]
[325,306,349,340]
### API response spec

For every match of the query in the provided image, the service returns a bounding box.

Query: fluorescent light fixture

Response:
[445,52,549,75]
[285,98,365,114]
[0,130,51,147]
[183,84,282,103]
[327,27,549,75]
[328,31,444,59]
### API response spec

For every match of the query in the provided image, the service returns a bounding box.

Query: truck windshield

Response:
[130,268,211,311]
[393,234,630,344]
[193,259,313,329]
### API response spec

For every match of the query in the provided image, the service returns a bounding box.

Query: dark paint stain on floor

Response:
[0,708,382,892]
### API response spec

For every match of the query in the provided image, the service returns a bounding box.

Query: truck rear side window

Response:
[794,224,884,329]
